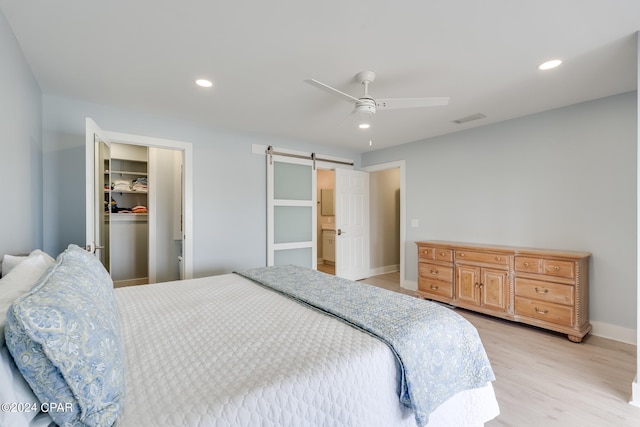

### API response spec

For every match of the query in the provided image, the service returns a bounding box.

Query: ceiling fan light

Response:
[358,122,370,129]
[538,59,562,70]
[195,78,213,88]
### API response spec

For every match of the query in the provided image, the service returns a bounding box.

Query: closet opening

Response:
[105,143,184,287]
[86,118,194,286]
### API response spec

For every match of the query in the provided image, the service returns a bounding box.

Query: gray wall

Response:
[41,95,361,278]
[0,9,43,258]
[363,92,637,330]
[370,168,400,271]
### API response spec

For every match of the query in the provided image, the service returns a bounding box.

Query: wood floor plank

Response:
[359,271,640,426]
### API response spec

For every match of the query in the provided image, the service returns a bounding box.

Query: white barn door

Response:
[335,168,370,280]
[266,154,317,268]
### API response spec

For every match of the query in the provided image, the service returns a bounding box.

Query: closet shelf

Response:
[109,190,148,194]
[106,170,148,176]
[105,212,149,222]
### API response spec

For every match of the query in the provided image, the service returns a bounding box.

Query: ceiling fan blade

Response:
[305,79,360,103]
[376,97,450,110]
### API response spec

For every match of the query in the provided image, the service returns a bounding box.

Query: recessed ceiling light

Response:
[195,79,213,88]
[538,59,562,71]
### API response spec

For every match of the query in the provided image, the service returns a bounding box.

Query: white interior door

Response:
[85,118,112,269]
[335,168,370,280]
[267,154,317,268]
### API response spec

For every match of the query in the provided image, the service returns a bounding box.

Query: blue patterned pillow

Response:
[4,244,125,427]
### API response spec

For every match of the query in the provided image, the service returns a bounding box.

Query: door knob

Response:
[336,229,345,236]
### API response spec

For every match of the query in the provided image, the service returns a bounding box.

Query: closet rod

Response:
[266,146,354,167]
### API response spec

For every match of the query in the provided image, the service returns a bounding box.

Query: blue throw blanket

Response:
[235,265,495,427]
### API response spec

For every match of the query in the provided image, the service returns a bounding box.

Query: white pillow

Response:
[0,345,51,427]
[1,254,27,277]
[0,250,55,427]
[1,250,53,278]
[0,250,55,345]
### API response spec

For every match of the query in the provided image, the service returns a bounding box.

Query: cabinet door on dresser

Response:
[456,265,480,305]
[456,265,508,312]
[480,268,509,312]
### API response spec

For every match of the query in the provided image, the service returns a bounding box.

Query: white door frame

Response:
[362,160,407,288]
[86,118,194,280]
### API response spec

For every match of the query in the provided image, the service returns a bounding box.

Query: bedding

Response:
[114,272,499,427]
[2,244,499,426]
[236,265,495,426]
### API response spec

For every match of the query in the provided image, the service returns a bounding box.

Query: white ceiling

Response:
[1,0,638,153]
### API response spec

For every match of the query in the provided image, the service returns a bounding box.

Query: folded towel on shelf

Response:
[131,177,148,192]
[112,180,131,192]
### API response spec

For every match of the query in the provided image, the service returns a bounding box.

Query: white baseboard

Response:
[631,376,640,408]
[590,320,637,345]
[402,279,418,292]
[369,264,399,276]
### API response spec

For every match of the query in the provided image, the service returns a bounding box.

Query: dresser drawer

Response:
[515,278,574,306]
[542,259,574,279]
[418,278,453,299]
[418,246,435,260]
[514,256,542,274]
[418,263,453,283]
[455,250,508,265]
[418,246,453,262]
[515,297,574,326]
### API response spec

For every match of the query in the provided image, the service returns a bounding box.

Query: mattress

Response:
[114,273,499,426]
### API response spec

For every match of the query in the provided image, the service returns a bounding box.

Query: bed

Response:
[1,245,499,427]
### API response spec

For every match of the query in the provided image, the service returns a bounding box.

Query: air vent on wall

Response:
[452,113,487,124]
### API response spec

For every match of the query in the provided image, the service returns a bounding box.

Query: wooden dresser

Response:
[416,241,591,342]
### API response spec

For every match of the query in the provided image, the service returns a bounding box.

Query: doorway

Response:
[86,118,194,284]
[368,167,401,276]
[261,144,372,281]
[317,169,336,274]
[362,161,406,287]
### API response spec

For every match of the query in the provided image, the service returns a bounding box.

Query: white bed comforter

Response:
[114,274,498,427]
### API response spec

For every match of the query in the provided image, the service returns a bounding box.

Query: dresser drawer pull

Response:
[430,269,439,275]
[523,262,529,267]
[553,266,560,271]
[534,307,549,315]
[430,284,439,290]
[459,252,465,257]
[495,256,501,261]
[535,287,549,294]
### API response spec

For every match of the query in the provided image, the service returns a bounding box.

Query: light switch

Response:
[411,219,419,228]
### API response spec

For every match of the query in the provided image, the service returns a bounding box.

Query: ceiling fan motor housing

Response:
[355,98,376,115]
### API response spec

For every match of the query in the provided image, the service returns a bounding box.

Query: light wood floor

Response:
[359,271,640,427]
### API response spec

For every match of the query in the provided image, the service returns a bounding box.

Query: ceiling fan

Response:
[305,70,450,129]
